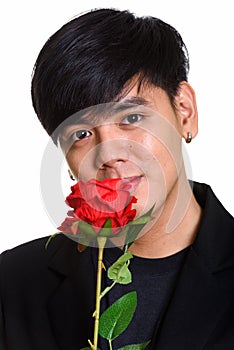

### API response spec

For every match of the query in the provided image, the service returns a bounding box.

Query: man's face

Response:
[59,83,189,218]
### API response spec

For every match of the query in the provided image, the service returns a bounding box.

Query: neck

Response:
[129,176,202,258]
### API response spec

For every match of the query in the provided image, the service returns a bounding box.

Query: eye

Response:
[70,129,92,142]
[120,114,143,125]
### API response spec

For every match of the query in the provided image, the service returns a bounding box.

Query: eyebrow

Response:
[119,96,150,105]
[112,96,150,112]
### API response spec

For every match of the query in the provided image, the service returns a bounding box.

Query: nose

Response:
[94,124,129,169]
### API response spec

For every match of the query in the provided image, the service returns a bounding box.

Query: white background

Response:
[0,0,233,251]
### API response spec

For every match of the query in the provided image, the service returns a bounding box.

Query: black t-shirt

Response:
[98,246,190,350]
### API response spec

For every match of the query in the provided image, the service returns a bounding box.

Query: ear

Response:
[174,82,198,141]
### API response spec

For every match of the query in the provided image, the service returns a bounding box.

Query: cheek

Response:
[133,133,182,213]
[137,134,169,173]
[129,135,165,213]
[66,148,85,178]
[140,125,182,174]
[66,139,104,180]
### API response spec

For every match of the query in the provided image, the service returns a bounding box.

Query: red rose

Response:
[58,178,137,236]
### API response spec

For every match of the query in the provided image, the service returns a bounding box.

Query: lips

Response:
[122,175,143,193]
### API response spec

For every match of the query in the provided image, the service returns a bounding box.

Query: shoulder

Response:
[0,235,67,276]
[192,181,234,272]
[193,181,234,225]
[0,234,80,301]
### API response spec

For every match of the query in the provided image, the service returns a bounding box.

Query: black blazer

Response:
[1,182,234,350]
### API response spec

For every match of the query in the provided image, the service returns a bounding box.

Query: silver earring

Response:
[186,132,192,143]
[68,169,75,181]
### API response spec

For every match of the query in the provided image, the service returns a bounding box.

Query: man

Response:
[1,8,234,350]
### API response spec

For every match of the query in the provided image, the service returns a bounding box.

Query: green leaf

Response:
[108,252,133,284]
[124,224,145,249]
[124,204,155,249]
[117,341,150,350]
[99,291,137,340]
[62,231,92,245]
[99,218,113,237]
[113,226,128,237]
[78,221,97,236]
[127,216,151,225]
[103,218,112,228]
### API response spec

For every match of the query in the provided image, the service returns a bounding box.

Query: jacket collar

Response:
[191,181,234,272]
[151,181,234,349]
[151,247,232,349]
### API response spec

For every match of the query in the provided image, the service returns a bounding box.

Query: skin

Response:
[60,79,202,258]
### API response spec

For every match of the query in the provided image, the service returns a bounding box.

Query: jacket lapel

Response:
[151,247,233,349]
[151,183,234,349]
[46,236,96,350]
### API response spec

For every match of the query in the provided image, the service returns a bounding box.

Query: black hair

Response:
[31,8,189,136]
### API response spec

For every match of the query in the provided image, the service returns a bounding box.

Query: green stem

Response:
[109,339,113,350]
[93,236,107,350]
[124,244,129,253]
[45,232,59,249]
[99,280,117,300]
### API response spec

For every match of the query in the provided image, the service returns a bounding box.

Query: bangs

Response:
[31,9,189,136]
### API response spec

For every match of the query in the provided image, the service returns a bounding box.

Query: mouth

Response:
[122,175,143,193]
